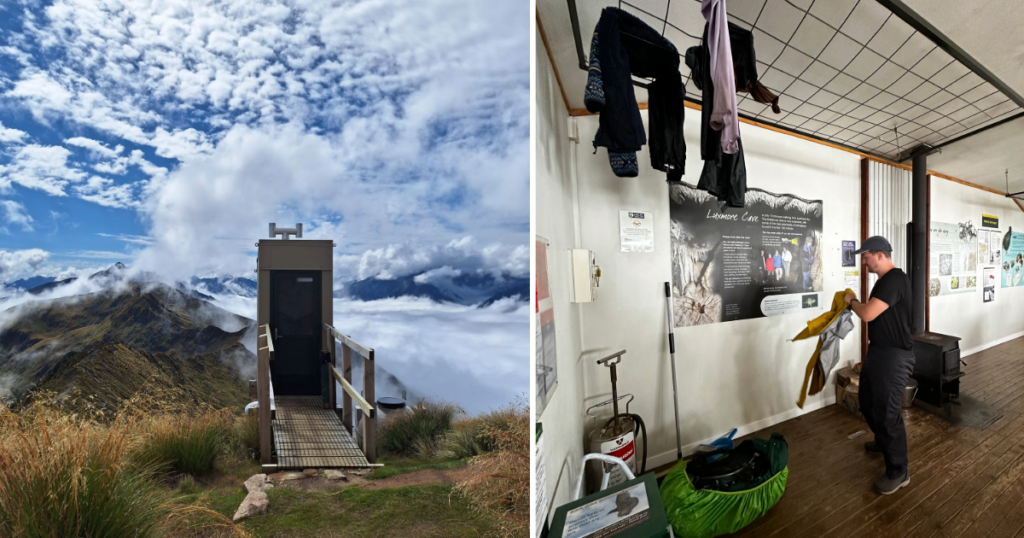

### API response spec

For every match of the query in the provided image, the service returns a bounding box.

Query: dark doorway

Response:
[270,271,322,395]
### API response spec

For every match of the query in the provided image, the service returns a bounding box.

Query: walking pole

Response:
[664,282,683,460]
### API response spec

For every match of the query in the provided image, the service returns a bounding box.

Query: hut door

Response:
[270,270,322,395]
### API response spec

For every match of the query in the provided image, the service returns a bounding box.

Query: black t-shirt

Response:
[868,268,913,350]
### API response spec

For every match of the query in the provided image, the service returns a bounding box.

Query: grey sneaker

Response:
[874,472,910,495]
[864,441,881,453]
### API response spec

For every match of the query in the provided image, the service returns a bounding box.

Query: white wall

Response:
[929,178,1024,355]
[571,110,863,471]
[535,29,588,523]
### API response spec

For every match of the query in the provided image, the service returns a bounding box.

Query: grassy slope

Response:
[33,342,252,416]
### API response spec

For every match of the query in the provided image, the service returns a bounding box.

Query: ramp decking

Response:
[272,396,372,469]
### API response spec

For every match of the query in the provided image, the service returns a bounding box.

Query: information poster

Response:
[562,482,650,538]
[929,221,978,296]
[669,183,823,327]
[1003,230,1024,288]
[535,237,557,416]
[979,229,1002,266]
[619,210,654,253]
[984,267,996,302]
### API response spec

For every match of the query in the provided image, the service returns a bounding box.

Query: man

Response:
[844,236,915,495]
[782,246,792,279]
[802,236,815,290]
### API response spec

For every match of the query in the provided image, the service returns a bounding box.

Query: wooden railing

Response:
[323,323,376,463]
[257,324,274,465]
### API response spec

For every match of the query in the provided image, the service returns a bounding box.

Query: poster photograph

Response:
[669,182,823,327]
[1003,230,1024,288]
[983,267,996,302]
[535,237,558,416]
[842,240,856,267]
[929,221,978,296]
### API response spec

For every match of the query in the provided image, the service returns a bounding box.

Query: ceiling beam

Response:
[875,0,1024,109]
[537,11,571,115]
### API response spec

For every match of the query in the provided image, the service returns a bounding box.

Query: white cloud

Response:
[0,121,27,143]
[341,236,528,282]
[73,176,139,209]
[64,137,123,159]
[331,297,528,413]
[0,145,87,196]
[0,248,48,280]
[97,233,155,246]
[414,266,462,285]
[0,200,33,231]
[55,267,79,280]
[127,150,168,178]
[93,157,129,175]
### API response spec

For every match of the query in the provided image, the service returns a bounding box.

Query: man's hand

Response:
[844,292,856,306]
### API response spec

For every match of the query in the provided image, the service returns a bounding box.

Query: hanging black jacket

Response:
[686,23,747,208]
[585,7,685,180]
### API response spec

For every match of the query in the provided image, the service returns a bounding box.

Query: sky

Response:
[0,0,529,285]
[0,0,529,412]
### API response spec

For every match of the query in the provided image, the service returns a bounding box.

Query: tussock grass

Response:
[0,402,244,538]
[227,411,261,461]
[441,421,482,459]
[135,409,230,477]
[456,400,530,538]
[378,400,463,457]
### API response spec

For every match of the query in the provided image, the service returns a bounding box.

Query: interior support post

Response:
[911,153,928,334]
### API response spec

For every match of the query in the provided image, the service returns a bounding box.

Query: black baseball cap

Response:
[853,236,892,254]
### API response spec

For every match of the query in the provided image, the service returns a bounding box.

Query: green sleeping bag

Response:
[660,433,788,538]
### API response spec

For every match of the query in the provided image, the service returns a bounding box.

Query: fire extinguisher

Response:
[585,350,648,491]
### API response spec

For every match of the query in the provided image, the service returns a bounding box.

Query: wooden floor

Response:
[721,336,1024,538]
[272,396,372,470]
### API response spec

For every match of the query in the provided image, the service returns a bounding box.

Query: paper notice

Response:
[620,210,654,253]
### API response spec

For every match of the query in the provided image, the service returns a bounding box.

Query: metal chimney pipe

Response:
[911,152,928,333]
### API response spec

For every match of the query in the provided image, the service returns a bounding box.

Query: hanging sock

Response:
[585,7,685,180]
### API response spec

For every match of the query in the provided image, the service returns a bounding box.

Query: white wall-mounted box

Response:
[570,249,597,303]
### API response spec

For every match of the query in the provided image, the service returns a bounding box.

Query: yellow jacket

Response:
[793,289,856,408]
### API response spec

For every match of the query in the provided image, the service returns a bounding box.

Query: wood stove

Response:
[911,331,963,409]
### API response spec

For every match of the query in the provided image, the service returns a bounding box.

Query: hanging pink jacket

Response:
[701,0,740,154]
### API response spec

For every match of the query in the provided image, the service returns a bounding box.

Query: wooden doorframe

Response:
[861,159,869,362]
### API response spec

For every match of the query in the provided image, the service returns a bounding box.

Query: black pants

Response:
[859,345,916,479]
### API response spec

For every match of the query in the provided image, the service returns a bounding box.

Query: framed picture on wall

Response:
[536,236,558,417]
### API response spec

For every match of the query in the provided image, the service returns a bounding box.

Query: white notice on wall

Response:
[845,270,859,292]
[620,210,654,253]
[534,426,549,538]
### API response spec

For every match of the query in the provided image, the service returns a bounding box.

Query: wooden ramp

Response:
[272,396,373,469]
